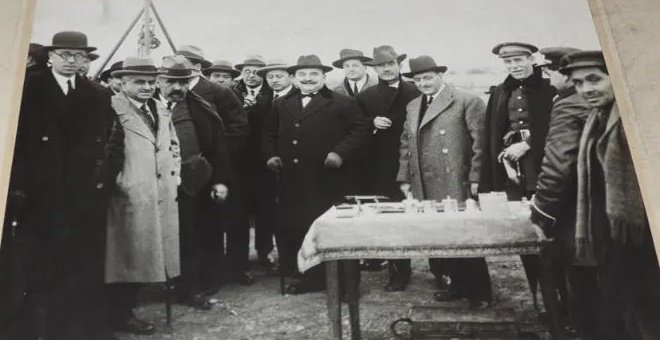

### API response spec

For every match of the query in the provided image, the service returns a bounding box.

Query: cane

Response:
[275,171,286,296]
[165,274,173,328]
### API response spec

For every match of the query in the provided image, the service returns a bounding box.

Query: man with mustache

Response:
[561,51,660,339]
[331,48,377,97]
[263,55,370,294]
[105,56,181,336]
[355,45,420,286]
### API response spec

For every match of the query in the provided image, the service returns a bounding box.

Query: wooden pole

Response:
[138,0,152,58]
[149,0,177,53]
[93,6,144,80]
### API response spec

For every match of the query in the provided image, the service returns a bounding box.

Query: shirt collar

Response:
[274,85,293,98]
[189,76,200,90]
[427,83,446,100]
[389,80,400,89]
[51,68,76,93]
[247,84,263,96]
[349,75,368,90]
[127,95,149,111]
[159,94,177,109]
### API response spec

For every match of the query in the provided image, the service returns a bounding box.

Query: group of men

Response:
[0,28,658,340]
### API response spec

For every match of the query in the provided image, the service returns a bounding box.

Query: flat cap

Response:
[539,47,581,69]
[559,50,606,75]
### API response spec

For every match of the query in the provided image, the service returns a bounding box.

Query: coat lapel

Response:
[419,84,455,130]
[153,98,172,149]
[408,96,422,135]
[298,94,331,122]
[113,94,157,144]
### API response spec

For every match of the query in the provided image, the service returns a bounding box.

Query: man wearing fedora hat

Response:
[203,59,241,88]
[353,45,419,279]
[10,30,124,339]
[105,56,181,335]
[258,58,295,99]
[331,48,377,97]
[153,55,231,310]
[557,50,660,339]
[99,61,124,96]
[263,55,370,294]
[397,55,492,308]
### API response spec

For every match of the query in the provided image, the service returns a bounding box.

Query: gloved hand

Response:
[324,152,343,168]
[266,157,284,173]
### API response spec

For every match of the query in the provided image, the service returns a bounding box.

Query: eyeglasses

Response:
[52,51,88,62]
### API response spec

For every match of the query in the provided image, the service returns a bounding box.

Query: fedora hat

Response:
[492,42,538,58]
[176,45,212,68]
[539,47,581,70]
[159,55,196,79]
[202,60,241,78]
[235,54,267,71]
[256,58,291,77]
[111,56,163,77]
[559,50,607,75]
[100,61,123,82]
[44,31,97,52]
[332,49,372,68]
[364,45,407,66]
[287,55,333,73]
[402,55,448,78]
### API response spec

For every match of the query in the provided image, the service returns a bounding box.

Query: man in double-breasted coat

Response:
[105,56,181,335]
[397,56,492,308]
[263,55,370,294]
[9,31,122,340]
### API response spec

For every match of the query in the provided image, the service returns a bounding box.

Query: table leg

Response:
[538,244,567,340]
[326,261,341,339]
[343,260,361,340]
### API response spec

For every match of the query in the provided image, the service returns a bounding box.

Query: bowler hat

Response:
[539,47,581,70]
[111,56,164,77]
[332,49,372,68]
[44,31,97,52]
[100,61,123,82]
[559,50,607,75]
[176,45,212,68]
[202,60,241,78]
[159,55,196,79]
[402,55,448,78]
[235,55,267,71]
[492,42,538,58]
[256,58,291,77]
[287,55,333,73]
[364,45,407,66]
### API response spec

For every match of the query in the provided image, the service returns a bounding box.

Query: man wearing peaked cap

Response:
[10,30,123,339]
[479,41,556,310]
[530,46,592,337]
[106,56,180,336]
[397,56,492,308]
[331,48,376,97]
[203,59,241,87]
[561,50,660,339]
[263,54,370,294]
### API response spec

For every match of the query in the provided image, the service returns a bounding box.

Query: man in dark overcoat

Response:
[177,45,249,289]
[355,45,420,286]
[9,31,123,340]
[263,55,370,294]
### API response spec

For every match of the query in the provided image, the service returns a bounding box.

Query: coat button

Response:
[519,120,524,124]
[439,129,446,135]
[293,158,299,164]
[96,183,104,189]
[407,151,411,157]
[157,173,162,179]
[517,108,523,112]
[292,140,298,145]
[442,148,448,154]
[294,123,300,128]
[517,96,522,100]
[171,171,175,176]
[41,136,49,142]
[156,147,160,152]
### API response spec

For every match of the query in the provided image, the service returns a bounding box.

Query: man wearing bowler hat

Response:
[105,56,181,335]
[354,45,419,279]
[263,55,370,294]
[331,48,377,97]
[203,59,241,88]
[398,55,492,308]
[10,30,123,339]
[530,46,593,337]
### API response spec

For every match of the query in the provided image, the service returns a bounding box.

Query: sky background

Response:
[30,0,602,84]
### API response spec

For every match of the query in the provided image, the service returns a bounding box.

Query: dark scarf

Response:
[502,66,545,91]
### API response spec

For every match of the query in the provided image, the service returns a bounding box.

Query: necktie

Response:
[352,82,359,96]
[428,95,434,105]
[273,93,279,100]
[419,95,432,125]
[140,104,155,129]
[250,89,255,97]
[66,79,73,95]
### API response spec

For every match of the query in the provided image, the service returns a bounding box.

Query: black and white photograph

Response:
[1,0,659,339]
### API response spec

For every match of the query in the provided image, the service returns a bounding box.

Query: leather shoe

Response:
[284,282,325,295]
[185,294,216,310]
[231,270,255,285]
[113,316,156,335]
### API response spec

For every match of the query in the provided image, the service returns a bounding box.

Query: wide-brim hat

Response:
[100,61,123,82]
[111,56,164,77]
[202,59,241,78]
[538,47,581,70]
[364,45,407,66]
[402,55,448,78]
[235,55,267,71]
[176,45,212,68]
[287,55,333,73]
[559,50,607,75]
[44,31,97,52]
[492,42,538,58]
[256,58,290,77]
[332,49,372,68]
[159,55,197,79]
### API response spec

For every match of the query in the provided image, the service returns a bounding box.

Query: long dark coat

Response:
[355,78,420,199]
[262,87,370,232]
[479,67,555,193]
[10,68,121,290]
[235,80,274,175]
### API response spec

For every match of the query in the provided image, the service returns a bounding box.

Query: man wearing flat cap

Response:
[561,50,660,339]
[331,48,377,97]
[203,59,241,88]
[105,56,181,335]
[177,45,249,290]
[263,55,370,294]
[397,55,492,308]
[353,45,419,281]
[9,31,123,339]
[530,47,593,337]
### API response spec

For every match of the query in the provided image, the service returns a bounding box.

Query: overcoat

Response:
[235,79,274,174]
[331,73,378,97]
[397,84,485,201]
[356,79,420,199]
[106,94,181,283]
[262,87,370,232]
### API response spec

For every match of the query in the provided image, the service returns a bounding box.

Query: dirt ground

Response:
[118,249,552,340]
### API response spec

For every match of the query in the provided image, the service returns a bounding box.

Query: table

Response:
[297,202,565,340]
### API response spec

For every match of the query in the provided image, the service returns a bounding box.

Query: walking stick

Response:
[165,274,173,327]
[276,172,286,295]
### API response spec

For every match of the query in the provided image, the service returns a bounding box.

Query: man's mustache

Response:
[300,80,318,85]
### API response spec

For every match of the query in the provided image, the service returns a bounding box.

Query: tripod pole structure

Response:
[93,6,145,80]
[150,1,177,53]
[138,0,153,58]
